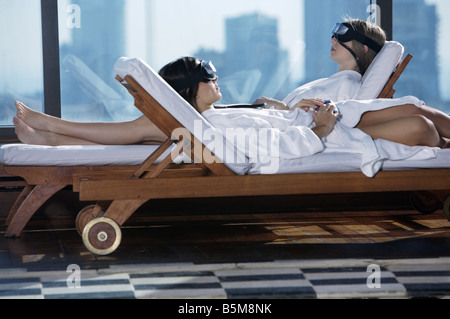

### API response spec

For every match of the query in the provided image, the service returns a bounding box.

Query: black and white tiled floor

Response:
[2,190,450,301]
[1,258,450,299]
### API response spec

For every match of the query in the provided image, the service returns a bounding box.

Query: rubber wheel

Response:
[82,217,122,256]
[75,205,99,236]
[444,197,450,222]
[410,191,442,215]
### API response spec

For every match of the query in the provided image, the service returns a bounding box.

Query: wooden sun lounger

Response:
[73,63,450,256]
[0,50,438,248]
[378,54,412,99]
[1,159,209,238]
[1,164,138,237]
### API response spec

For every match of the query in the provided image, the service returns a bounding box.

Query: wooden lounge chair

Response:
[378,53,412,99]
[1,145,167,237]
[0,41,431,243]
[73,52,450,256]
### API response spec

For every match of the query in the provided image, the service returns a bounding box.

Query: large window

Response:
[0,0,44,129]
[58,0,138,122]
[394,0,450,112]
[56,0,371,123]
[0,0,447,139]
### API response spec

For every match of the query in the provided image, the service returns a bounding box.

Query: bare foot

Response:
[14,117,55,146]
[15,101,54,132]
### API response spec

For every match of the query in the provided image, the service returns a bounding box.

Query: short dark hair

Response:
[159,57,201,109]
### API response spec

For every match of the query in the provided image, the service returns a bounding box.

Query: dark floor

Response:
[1,188,450,299]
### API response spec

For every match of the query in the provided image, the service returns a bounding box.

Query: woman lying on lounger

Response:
[14,55,448,151]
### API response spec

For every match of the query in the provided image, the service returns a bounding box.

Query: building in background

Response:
[59,0,128,121]
[393,0,441,106]
[196,13,290,104]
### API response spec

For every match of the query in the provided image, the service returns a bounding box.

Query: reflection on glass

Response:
[56,0,447,125]
[58,0,138,123]
[58,0,375,123]
[0,0,43,127]
[394,0,450,113]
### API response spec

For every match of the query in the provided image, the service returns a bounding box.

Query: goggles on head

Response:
[169,60,217,92]
[332,23,383,53]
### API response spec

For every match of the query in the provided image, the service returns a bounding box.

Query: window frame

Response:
[41,0,62,119]
[0,0,393,141]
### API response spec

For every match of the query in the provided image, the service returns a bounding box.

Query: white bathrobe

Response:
[283,70,362,106]
[203,95,437,177]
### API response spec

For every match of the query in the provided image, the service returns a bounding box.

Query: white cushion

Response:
[0,144,160,166]
[357,41,404,100]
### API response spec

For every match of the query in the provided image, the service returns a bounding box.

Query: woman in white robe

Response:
[256,18,450,148]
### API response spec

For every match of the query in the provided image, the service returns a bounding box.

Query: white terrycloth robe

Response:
[203,95,438,177]
[283,70,362,106]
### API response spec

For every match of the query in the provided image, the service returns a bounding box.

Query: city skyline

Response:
[1,0,449,125]
[2,0,448,102]
[56,0,448,114]
[129,0,449,102]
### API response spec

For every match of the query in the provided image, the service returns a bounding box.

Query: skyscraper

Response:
[393,0,441,105]
[195,12,290,103]
[67,0,126,78]
[59,0,127,120]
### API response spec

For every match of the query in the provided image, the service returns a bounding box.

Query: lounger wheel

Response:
[410,191,442,215]
[82,217,122,256]
[75,205,100,236]
[444,197,450,222]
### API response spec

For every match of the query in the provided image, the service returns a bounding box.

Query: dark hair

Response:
[159,57,201,108]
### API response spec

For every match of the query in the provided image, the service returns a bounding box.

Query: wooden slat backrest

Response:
[378,54,413,99]
[117,75,236,177]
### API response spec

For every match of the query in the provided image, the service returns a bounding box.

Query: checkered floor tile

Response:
[1,258,450,299]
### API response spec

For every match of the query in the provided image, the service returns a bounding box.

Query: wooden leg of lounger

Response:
[5,184,67,238]
[103,199,149,226]
[75,201,112,235]
[6,185,34,226]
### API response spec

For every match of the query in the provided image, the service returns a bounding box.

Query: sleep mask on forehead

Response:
[332,22,383,53]
[169,60,217,92]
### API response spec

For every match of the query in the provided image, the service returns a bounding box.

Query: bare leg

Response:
[14,117,98,145]
[358,104,450,139]
[15,101,167,145]
[359,115,443,147]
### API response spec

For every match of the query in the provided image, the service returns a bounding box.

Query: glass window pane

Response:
[303,0,372,86]
[58,0,372,123]
[150,0,372,105]
[0,0,43,127]
[394,0,449,113]
[58,0,138,122]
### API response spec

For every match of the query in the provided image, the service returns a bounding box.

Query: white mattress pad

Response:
[249,148,450,175]
[1,143,449,176]
[0,144,161,166]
